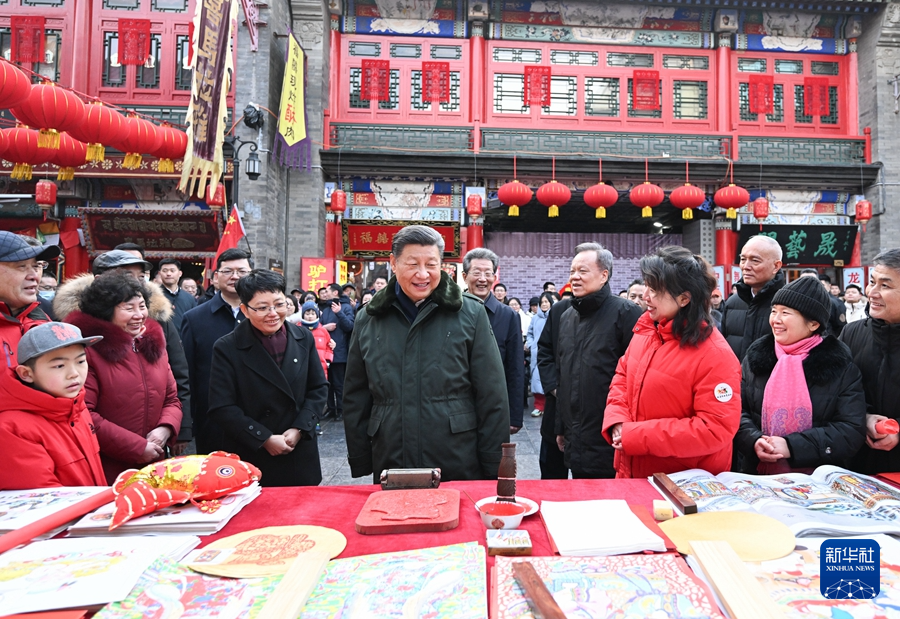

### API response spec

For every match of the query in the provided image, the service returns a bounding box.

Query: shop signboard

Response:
[842,267,866,291]
[300,258,335,293]
[735,225,857,266]
[79,208,219,259]
[342,220,460,258]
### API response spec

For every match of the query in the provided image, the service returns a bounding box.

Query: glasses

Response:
[245,301,288,314]
[10,260,49,274]
[218,269,252,277]
[468,270,494,278]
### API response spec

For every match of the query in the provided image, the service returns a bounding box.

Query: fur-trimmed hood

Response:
[745,333,852,385]
[65,310,167,365]
[365,272,464,316]
[53,273,173,324]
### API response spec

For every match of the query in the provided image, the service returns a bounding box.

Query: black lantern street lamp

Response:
[225,135,259,212]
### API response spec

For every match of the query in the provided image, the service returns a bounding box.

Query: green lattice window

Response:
[493,73,529,114]
[431,45,462,60]
[0,30,60,82]
[410,70,461,112]
[585,77,619,117]
[550,50,597,66]
[673,81,707,119]
[541,76,577,116]
[737,58,766,72]
[794,85,839,125]
[663,55,709,70]
[811,62,839,76]
[739,82,783,122]
[775,60,803,74]
[608,53,653,68]
[175,34,191,90]
[152,0,187,11]
[627,79,662,118]
[493,48,541,63]
[348,42,381,57]
[390,44,421,59]
[135,34,161,89]
[349,68,399,110]
[102,32,126,86]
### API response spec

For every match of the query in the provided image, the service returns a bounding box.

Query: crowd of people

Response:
[0,223,897,492]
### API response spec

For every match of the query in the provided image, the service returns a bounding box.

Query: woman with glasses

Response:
[208,270,329,486]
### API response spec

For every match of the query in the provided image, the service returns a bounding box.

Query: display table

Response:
[202,478,669,567]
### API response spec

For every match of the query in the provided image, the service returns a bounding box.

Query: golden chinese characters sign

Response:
[80,208,220,259]
[342,220,460,258]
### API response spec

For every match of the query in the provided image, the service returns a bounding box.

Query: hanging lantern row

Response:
[11,81,85,149]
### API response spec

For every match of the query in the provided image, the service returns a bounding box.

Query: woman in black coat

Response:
[735,276,866,474]
[208,270,328,486]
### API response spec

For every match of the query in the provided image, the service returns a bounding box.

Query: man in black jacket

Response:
[720,235,786,361]
[554,242,641,479]
[536,296,571,479]
[840,248,900,474]
[320,282,354,421]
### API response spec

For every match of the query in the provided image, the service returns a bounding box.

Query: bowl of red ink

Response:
[477,500,526,529]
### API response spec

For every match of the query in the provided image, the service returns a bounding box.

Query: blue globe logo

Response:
[823,579,878,600]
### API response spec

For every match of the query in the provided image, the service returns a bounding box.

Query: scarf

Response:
[301,318,320,329]
[759,334,822,474]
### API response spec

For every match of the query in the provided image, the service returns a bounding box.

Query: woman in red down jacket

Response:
[65,271,182,483]
[602,246,741,479]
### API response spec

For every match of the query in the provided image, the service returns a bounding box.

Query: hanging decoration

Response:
[152,124,188,173]
[51,133,88,180]
[668,162,706,220]
[330,188,347,214]
[748,74,775,115]
[633,70,660,111]
[714,161,750,219]
[179,0,239,198]
[422,61,450,104]
[523,66,551,107]
[272,33,312,171]
[466,193,483,219]
[752,196,769,221]
[629,159,664,218]
[67,102,130,163]
[497,156,533,217]
[855,199,872,233]
[582,159,617,219]
[11,81,86,150]
[536,158,570,218]
[361,59,391,102]
[205,183,226,209]
[113,115,161,169]
[118,19,152,66]
[10,16,45,64]
[35,179,57,212]
[804,77,830,117]
[0,61,32,110]
[2,126,51,181]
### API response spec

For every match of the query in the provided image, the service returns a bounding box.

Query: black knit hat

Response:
[772,276,831,328]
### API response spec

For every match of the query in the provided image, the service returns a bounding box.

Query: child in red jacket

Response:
[293,301,334,435]
[0,322,106,489]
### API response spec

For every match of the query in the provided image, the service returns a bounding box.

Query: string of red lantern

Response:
[629,158,664,218]
[668,161,705,220]
[498,155,533,217]
[51,133,88,181]
[536,157,570,218]
[583,159,618,219]
[714,160,750,219]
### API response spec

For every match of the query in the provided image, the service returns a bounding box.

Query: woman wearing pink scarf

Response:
[735,276,866,474]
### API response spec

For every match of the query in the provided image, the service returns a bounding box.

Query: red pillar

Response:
[59,217,88,279]
[849,231,862,268]
[333,218,345,258]
[715,228,739,267]
[848,41,859,136]
[470,32,486,124]
[467,222,484,250]
[715,37,731,133]
[325,220,335,258]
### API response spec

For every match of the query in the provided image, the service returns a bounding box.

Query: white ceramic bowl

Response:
[478,501,526,529]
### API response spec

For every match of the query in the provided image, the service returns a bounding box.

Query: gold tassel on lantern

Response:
[726,208,737,219]
[508,205,519,217]
[158,158,175,173]
[123,153,142,169]
[38,128,61,150]
[642,207,652,218]
[549,205,559,217]
[86,143,105,162]
[11,163,32,181]
[57,167,75,181]
[682,209,693,220]
[595,207,606,219]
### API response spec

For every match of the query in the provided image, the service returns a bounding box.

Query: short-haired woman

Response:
[602,246,742,478]
[208,270,328,486]
[735,276,866,473]
[66,271,182,483]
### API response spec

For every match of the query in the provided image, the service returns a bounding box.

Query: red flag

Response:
[361,59,390,101]
[10,16,45,64]
[633,70,660,111]
[748,74,775,115]
[118,18,152,66]
[422,61,450,103]
[804,77,830,116]
[523,66,551,106]
[215,206,246,263]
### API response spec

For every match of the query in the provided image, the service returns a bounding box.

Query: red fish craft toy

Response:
[110,452,262,530]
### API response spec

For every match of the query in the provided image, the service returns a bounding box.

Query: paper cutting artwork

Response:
[95,557,281,619]
[494,554,725,619]
[299,542,487,619]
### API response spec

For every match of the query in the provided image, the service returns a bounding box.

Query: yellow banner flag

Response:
[279,35,306,147]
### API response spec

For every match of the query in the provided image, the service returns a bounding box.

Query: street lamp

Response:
[225,134,259,212]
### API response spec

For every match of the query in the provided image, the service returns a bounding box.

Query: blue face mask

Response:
[38,290,55,301]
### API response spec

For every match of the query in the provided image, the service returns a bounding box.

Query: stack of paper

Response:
[541,499,667,556]
[67,483,260,536]
[0,535,199,615]
[0,487,110,539]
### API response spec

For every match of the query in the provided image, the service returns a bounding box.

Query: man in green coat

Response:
[342,225,510,481]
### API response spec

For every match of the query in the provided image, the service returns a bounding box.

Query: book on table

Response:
[0,487,110,538]
[656,465,900,536]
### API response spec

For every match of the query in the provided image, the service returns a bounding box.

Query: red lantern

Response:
[2,126,52,181]
[583,183,618,219]
[68,102,130,163]
[11,82,86,150]
[856,199,872,232]
[630,182,665,218]
[51,133,88,180]
[466,193,483,219]
[35,179,57,211]
[112,115,162,169]
[498,180,532,217]
[205,183,226,209]
[0,61,32,109]
[331,189,347,214]
[537,180,571,218]
[152,124,188,174]
[0,129,7,159]
[669,184,706,220]
[714,184,750,219]
[752,196,769,221]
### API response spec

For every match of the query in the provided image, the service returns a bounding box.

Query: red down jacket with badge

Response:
[602,312,742,479]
